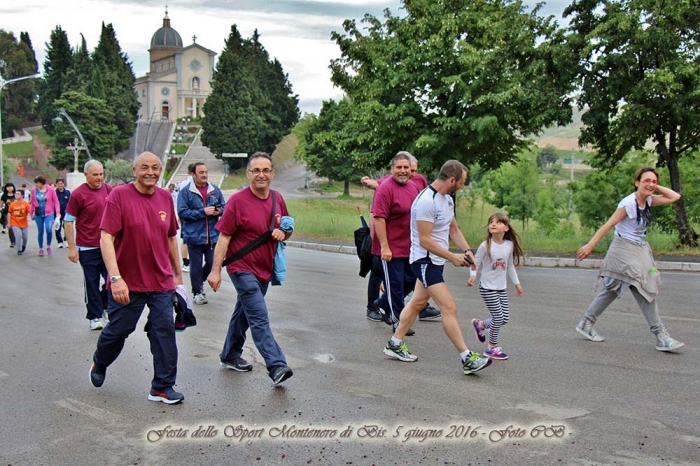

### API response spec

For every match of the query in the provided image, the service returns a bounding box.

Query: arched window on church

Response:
[192,77,200,90]
[162,101,170,121]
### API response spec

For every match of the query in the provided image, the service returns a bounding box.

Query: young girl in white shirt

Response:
[468,213,524,360]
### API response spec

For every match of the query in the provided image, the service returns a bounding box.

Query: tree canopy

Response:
[330,0,576,171]
[201,25,299,158]
[0,29,39,138]
[293,99,366,196]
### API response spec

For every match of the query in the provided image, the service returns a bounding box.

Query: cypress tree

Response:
[37,26,73,134]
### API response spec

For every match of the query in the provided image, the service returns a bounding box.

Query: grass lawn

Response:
[286,193,697,257]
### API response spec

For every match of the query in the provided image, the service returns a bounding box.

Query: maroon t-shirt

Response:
[100,184,178,292]
[65,183,112,248]
[371,177,420,258]
[216,188,288,283]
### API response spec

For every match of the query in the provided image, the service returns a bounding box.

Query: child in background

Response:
[9,190,30,255]
[468,213,524,360]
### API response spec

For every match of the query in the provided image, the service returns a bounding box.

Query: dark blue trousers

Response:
[94,290,177,391]
[186,243,215,295]
[366,255,383,308]
[376,257,416,324]
[79,248,108,320]
[220,272,286,372]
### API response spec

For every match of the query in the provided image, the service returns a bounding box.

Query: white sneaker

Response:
[58,243,64,249]
[90,318,104,331]
[100,311,109,327]
[193,293,208,305]
[182,264,190,273]
[575,319,604,342]
[655,328,684,352]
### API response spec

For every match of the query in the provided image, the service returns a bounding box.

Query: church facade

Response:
[135,10,216,122]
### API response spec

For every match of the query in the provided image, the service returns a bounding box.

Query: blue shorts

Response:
[411,258,445,288]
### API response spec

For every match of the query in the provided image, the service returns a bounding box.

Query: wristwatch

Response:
[110,275,122,283]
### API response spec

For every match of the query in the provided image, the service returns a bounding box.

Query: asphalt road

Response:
[0,241,698,465]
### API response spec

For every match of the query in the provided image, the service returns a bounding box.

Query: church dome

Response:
[150,12,183,48]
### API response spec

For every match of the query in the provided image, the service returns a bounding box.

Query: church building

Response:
[135,9,216,121]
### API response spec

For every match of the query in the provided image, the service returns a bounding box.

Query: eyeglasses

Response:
[248,168,274,175]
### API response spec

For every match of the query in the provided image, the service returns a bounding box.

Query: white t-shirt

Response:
[409,186,453,265]
[470,239,520,290]
[614,193,652,244]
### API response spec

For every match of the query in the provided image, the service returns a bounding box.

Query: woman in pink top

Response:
[30,175,60,256]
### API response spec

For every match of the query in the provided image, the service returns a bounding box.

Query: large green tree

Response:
[293,99,365,196]
[0,30,38,137]
[37,26,72,134]
[564,0,700,246]
[92,22,138,153]
[487,155,540,230]
[330,0,576,171]
[50,91,119,169]
[201,25,299,157]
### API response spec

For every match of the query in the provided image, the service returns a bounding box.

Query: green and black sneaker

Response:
[462,351,492,375]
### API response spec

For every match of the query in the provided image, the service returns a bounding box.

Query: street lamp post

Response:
[54,108,91,189]
[0,71,41,185]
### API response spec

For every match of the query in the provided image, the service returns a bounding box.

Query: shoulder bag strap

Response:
[221,191,277,267]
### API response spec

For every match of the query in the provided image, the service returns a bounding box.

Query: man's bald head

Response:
[133,151,161,167]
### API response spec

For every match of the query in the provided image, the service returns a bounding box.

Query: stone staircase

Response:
[166,129,226,189]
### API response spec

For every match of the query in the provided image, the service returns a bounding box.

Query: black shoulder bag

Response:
[221,191,276,267]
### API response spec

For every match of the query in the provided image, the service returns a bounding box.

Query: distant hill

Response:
[534,107,592,151]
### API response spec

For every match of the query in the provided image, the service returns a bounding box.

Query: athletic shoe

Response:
[269,365,293,385]
[220,358,253,371]
[21,246,26,253]
[366,308,384,322]
[89,363,106,388]
[10,243,14,248]
[182,264,190,273]
[575,319,604,342]
[1,228,4,234]
[17,250,22,255]
[148,387,185,404]
[383,340,418,362]
[373,299,392,325]
[58,243,64,248]
[418,305,441,321]
[393,322,415,336]
[471,318,486,343]
[483,346,509,360]
[101,311,109,327]
[462,351,492,375]
[193,293,208,305]
[47,247,52,255]
[89,318,104,331]
[655,328,685,352]
[39,249,44,256]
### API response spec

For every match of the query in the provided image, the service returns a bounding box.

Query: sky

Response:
[1,0,570,116]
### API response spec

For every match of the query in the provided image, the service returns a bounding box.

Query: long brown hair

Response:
[485,212,524,266]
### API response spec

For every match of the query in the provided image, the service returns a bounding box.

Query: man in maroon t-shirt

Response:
[372,153,422,334]
[208,152,294,386]
[89,151,185,405]
[360,152,441,324]
[65,160,112,331]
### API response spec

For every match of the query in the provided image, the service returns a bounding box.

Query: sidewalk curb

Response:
[286,241,700,272]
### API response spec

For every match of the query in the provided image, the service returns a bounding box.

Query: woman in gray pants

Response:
[575,167,684,352]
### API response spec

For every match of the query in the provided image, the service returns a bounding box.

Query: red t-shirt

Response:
[65,183,112,247]
[100,184,178,292]
[216,188,288,283]
[371,177,420,258]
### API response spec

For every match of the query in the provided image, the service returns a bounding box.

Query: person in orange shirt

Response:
[9,190,30,255]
